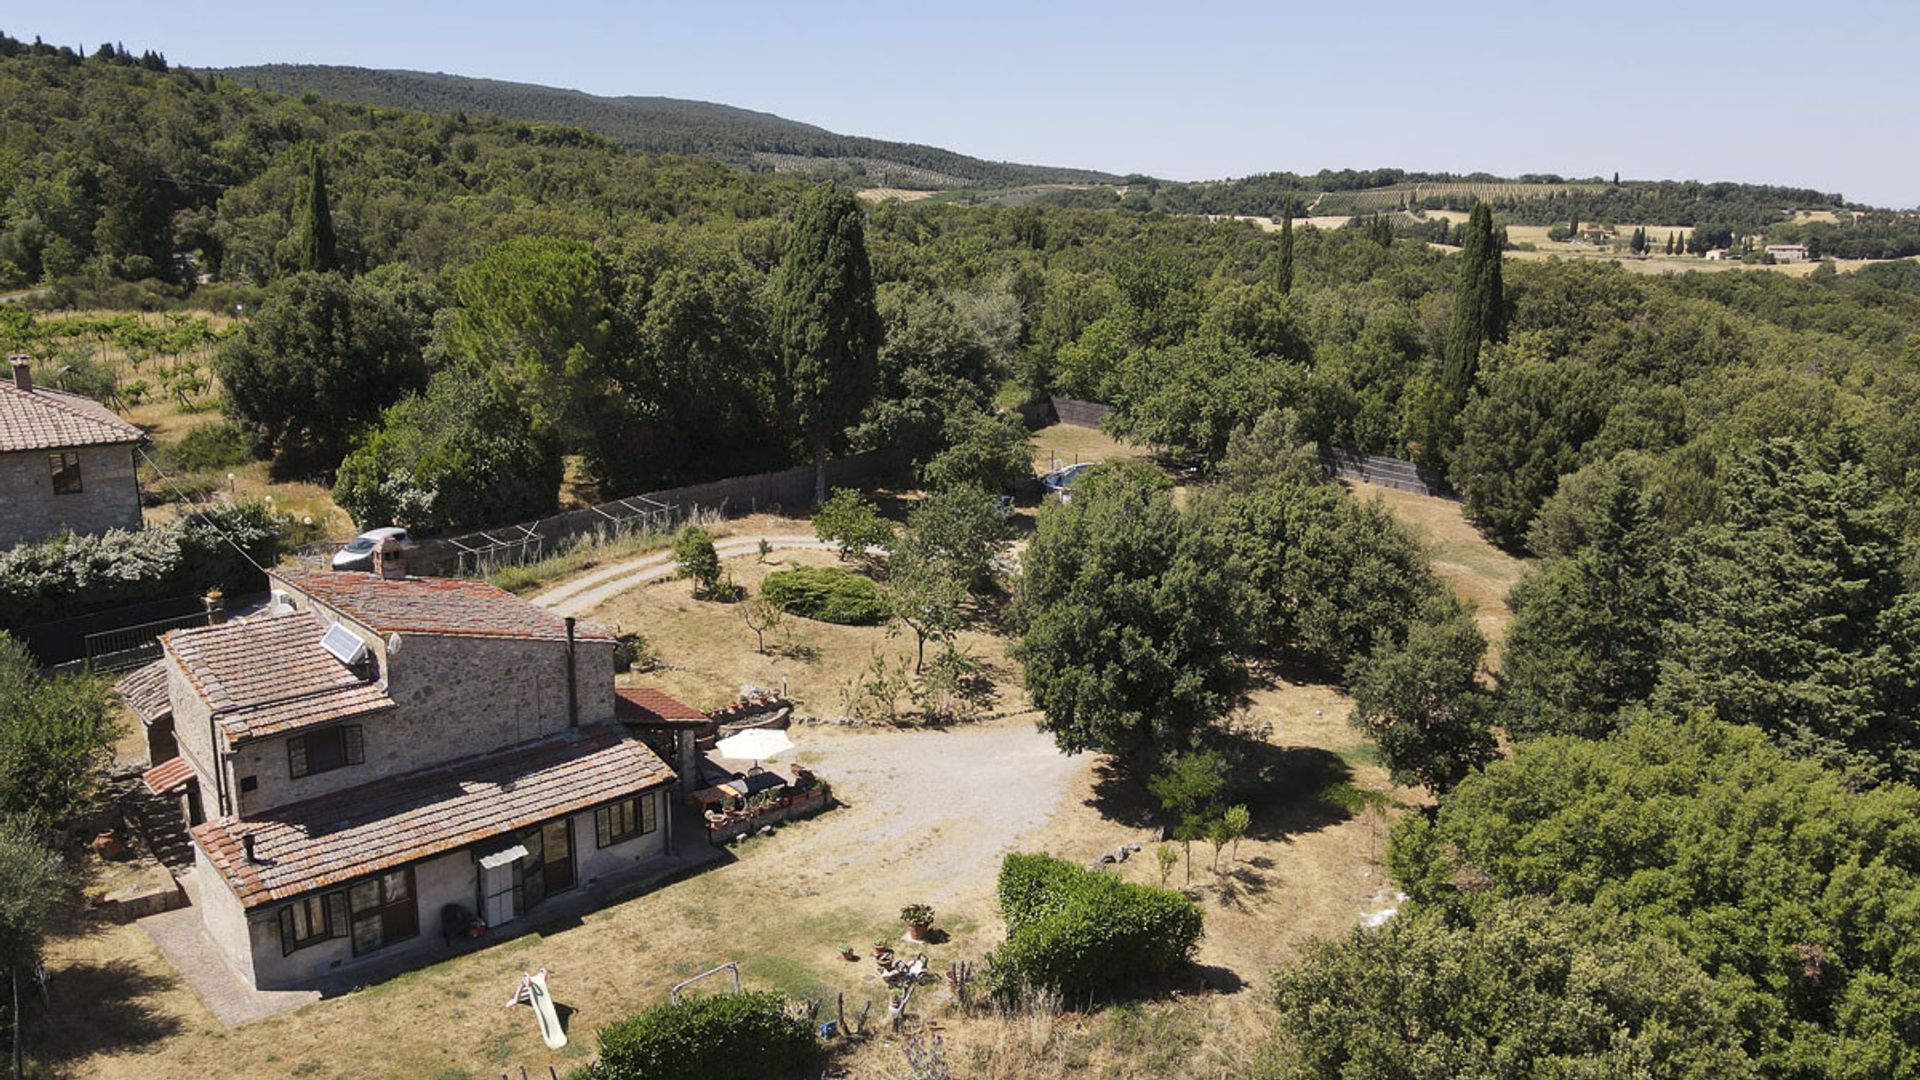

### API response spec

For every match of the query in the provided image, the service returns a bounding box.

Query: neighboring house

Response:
[1704,248,1733,261]
[0,356,144,550]
[1765,244,1811,263]
[138,546,678,989]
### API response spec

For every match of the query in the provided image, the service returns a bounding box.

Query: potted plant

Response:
[839,944,858,962]
[900,903,935,943]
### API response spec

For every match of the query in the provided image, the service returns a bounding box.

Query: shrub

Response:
[762,565,889,625]
[812,488,893,560]
[0,501,284,629]
[984,853,1202,998]
[580,991,820,1080]
[163,421,256,472]
[671,526,723,596]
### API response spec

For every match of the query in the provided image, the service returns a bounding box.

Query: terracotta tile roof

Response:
[162,612,395,745]
[0,383,144,452]
[142,757,196,796]
[190,724,673,908]
[614,687,709,728]
[114,661,174,726]
[272,569,615,642]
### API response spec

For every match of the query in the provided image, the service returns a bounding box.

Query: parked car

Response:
[331,527,412,572]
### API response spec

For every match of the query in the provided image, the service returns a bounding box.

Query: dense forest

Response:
[10,32,1920,1075]
[213,64,1123,190]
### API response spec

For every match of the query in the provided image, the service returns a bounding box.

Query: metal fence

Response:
[82,606,223,673]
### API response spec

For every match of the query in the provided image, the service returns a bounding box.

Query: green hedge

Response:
[575,991,820,1080]
[761,565,889,625]
[985,853,1203,998]
[0,501,284,628]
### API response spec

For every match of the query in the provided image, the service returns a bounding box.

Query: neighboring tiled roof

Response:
[162,612,395,745]
[614,687,709,728]
[190,724,674,908]
[0,383,144,452]
[142,757,195,795]
[272,569,615,642]
[114,661,174,726]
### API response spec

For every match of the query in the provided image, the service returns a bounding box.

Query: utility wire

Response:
[136,444,271,576]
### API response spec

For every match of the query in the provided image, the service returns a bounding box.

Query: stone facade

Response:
[0,443,140,549]
[233,790,670,989]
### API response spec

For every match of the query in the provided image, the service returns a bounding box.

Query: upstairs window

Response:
[48,451,81,495]
[288,725,364,779]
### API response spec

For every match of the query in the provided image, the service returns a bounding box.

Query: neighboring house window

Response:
[277,891,348,956]
[348,867,418,956]
[594,793,656,848]
[288,725,364,779]
[48,451,81,495]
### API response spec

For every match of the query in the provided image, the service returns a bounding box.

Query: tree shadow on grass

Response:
[1084,735,1360,842]
[27,958,181,1074]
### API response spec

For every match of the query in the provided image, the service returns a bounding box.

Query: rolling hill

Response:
[211,64,1123,190]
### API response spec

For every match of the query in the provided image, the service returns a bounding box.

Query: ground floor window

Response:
[278,891,348,955]
[348,867,418,956]
[595,793,656,848]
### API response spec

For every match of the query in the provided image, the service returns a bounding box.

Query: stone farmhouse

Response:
[134,545,684,989]
[0,355,144,550]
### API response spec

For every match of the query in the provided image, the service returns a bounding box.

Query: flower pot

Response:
[906,923,931,943]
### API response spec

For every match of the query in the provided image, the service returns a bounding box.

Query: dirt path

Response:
[531,535,839,617]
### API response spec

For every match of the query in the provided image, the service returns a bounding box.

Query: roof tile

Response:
[273,569,614,642]
[162,612,395,744]
[190,724,673,907]
[0,383,143,452]
[614,686,708,727]
[114,661,173,726]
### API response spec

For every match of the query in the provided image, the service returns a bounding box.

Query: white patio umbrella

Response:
[714,728,794,761]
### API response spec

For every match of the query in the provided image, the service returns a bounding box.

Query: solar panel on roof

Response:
[320,622,369,667]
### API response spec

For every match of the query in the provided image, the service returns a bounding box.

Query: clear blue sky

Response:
[17,0,1920,207]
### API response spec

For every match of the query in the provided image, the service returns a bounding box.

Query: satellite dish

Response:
[387,633,403,654]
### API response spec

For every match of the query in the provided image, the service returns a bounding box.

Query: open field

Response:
[855,186,941,203]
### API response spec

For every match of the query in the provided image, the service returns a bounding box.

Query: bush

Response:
[984,853,1202,998]
[162,421,257,472]
[671,526,722,596]
[762,565,889,625]
[0,501,284,629]
[580,991,820,1080]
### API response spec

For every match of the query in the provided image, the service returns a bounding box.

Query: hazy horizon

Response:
[17,0,1920,208]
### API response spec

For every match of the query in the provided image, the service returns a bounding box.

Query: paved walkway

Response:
[530,534,844,617]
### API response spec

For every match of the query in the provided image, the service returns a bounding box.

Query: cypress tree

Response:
[1276,205,1294,295]
[772,183,881,505]
[298,148,338,274]
[1429,202,1503,462]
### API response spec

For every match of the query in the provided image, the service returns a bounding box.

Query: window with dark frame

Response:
[48,451,81,495]
[288,725,364,779]
[594,793,656,848]
[347,867,417,956]
[277,891,348,955]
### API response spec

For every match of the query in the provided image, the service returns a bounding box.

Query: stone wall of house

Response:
[0,444,140,550]
[167,659,228,814]
[195,843,261,985]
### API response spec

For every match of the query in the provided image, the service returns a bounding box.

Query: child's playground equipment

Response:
[506,967,567,1049]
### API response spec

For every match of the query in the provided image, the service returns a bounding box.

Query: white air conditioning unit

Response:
[269,589,295,615]
[320,622,369,668]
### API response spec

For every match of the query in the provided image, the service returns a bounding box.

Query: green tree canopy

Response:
[1346,594,1496,794]
[1014,462,1244,774]
[772,184,881,504]
[332,368,561,531]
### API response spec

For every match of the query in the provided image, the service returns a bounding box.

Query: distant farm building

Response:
[1704,248,1733,261]
[1766,244,1812,263]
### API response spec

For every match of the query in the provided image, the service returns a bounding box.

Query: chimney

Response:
[372,536,406,580]
[242,835,258,863]
[8,355,30,393]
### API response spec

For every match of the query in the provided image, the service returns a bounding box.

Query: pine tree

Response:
[772,183,882,504]
[298,148,338,274]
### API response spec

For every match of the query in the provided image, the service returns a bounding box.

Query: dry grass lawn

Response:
[1344,480,1529,660]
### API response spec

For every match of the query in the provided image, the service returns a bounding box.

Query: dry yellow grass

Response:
[855,187,941,203]
[1030,423,1143,475]
[1344,480,1529,662]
